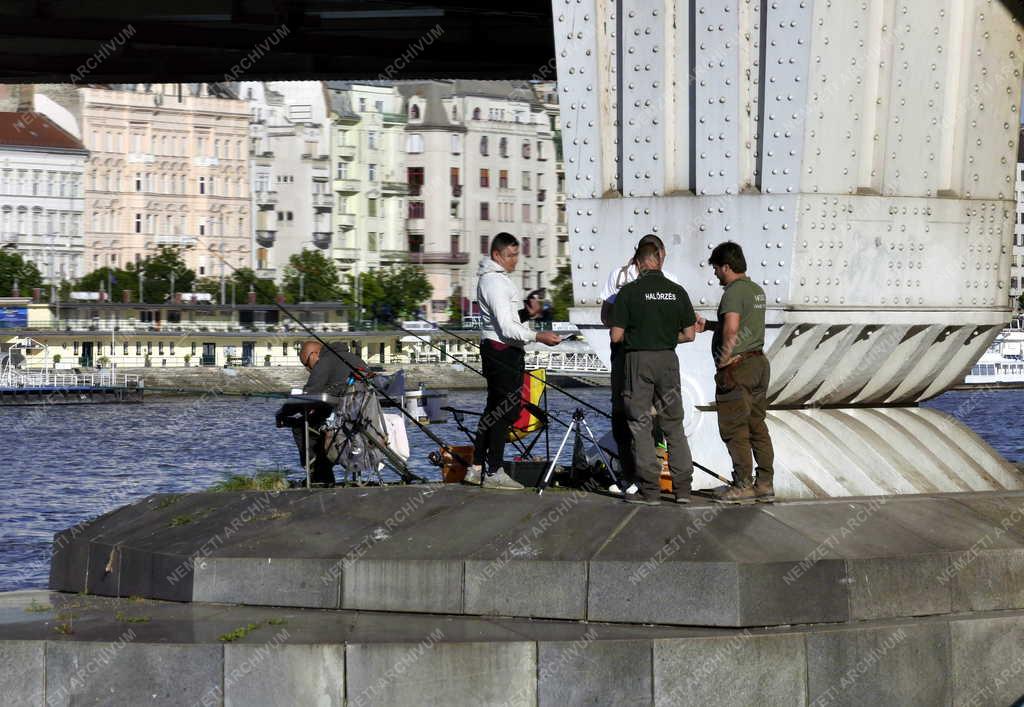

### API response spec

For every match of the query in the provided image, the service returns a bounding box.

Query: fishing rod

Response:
[409,313,613,421]
[403,316,733,487]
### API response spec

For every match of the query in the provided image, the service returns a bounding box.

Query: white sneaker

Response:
[463,464,482,485]
[482,467,525,490]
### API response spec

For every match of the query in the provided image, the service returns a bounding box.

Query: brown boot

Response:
[753,479,775,502]
[715,484,756,504]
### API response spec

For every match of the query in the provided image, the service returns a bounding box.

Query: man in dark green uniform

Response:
[610,243,698,505]
[698,242,775,503]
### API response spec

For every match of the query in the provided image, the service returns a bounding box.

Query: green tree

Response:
[140,246,195,302]
[1018,292,1024,311]
[282,250,342,303]
[232,267,278,304]
[77,266,132,300]
[0,250,43,297]
[344,265,432,321]
[550,264,574,321]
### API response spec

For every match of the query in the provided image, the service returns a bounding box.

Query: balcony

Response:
[334,178,360,193]
[255,229,276,247]
[337,213,356,229]
[337,145,356,159]
[382,181,408,195]
[452,184,462,197]
[126,153,155,164]
[302,153,330,163]
[192,156,219,167]
[380,250,410,264]
[155,235,197,247]
[414,251,470,265]
[335,247,360,262]
[408,184,422,197]
[537,189,547,202]
[382,113,407,124]
[254,190,278,207]
[406,218,425,234]
[312,232,332,249]
[312,193,333,211]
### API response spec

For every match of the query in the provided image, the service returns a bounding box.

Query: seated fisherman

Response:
[291,340,371,486]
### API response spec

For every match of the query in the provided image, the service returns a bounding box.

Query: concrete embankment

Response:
[123,363,486,396]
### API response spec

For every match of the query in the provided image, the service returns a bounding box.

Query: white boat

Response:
[963,318,1024,386]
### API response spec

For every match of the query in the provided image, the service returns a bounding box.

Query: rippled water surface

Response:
[1,386,1019,591]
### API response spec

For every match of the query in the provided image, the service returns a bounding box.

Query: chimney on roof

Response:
[16,85,34,113]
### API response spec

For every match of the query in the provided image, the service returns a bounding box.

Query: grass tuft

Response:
[219,622,261,642]
[209,470,289,492]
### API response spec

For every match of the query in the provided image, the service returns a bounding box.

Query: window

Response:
[450,134,461,154]
[451,105,458,121]
[480,202,490,220]
[480,235,489,254]
[537,141,545,160]
[537,204,544,222]
[522,204,531,222]
[407,166,424,195]
[410,104,421,120]
[538,237,546,257]
[147,341,153,354]
[522,237,531,256]
[199,222,205,236]
[521,171,530,190]
[368,164,377,181]
[480,136,489,156]
[136,342,141,355]
[522,270,530,288]
[283,342,289,355]
[287,212,294,221]
[198,176,205,194]
[191,342,196,355]
[337,162,349,179]
[408,233,424,252]
[367,198,378,217]
[406,133,424,153]
[472,107,481,120]
[368,232,378,251]
[123,343,129,355]
[169,342,175,355]
[134,213,142,233]
[158,342,164,355]
[359,97,367,111]
[368,131,379,150]
[499,170,508,189]
[450,200,459,218]
[522,140,531,159]
[408,201,425,219]
[450,167,460,187]
[480,169,490,188]
[499,138,508,157]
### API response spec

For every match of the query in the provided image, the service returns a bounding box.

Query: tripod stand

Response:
[537,408,626,495]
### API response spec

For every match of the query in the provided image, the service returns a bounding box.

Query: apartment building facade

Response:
[399,80,559,320]
[79,84,252,280]
[0,112,88,283]
[326,82,409,278]
[243,81,331,281]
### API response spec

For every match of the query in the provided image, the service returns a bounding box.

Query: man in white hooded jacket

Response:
[468,232,562,489]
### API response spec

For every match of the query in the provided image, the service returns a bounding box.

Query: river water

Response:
[1,387,1019,592]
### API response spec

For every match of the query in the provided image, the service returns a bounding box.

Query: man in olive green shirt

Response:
[610,243,698,505]
[697,241,775,503]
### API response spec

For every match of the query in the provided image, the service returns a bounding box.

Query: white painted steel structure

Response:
[555,0,1024,497]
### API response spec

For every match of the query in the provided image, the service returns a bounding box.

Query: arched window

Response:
[410,104,421,120]
[472,107,481,120]
[480,136,489,156]
[522,140,531,159]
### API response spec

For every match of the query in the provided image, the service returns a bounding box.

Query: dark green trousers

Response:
[715,355,774,486]
[623,349,694,499]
